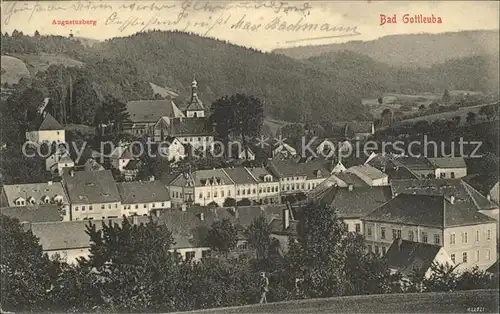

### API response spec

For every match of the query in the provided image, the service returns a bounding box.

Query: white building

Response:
[46,148,74,175]
[117,180,171,216]
[25,112,65,144]
[428,157,467,179]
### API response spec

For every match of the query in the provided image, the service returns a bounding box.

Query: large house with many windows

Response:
[363,193,497,271]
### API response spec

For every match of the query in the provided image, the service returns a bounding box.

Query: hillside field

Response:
[0,55,31,85]
[181,289,499,314]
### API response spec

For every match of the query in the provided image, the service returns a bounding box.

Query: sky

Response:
[1,1,499,51]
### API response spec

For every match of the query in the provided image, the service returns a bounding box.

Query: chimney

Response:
[199,212,205,221]
[450,195,455,204]
[348,184,354,191]
[283,208,290,230]
[397,238,403,251]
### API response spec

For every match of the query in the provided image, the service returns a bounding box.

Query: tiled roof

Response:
[333,172,369,187]
[29,113,63,131]
[268,218,298,236]
[170,117,211,136]
[364,194,496,228]
[247,167,277,182]
[428,157,466,169]
[385,239,443,277]
[126,100,184,123]
[347,164,387,181]
[0,204,63,223]
[29,216,151,251]
[222,167,257,184]
[322,186,393,218]
[391,179,498,211]
[392,156,435,171]
[269,159,331,179]
[170,169,234,187]
[63,170,121,204]
[1,182,68,207]
[83,158,105,171]
[117,181,170,204]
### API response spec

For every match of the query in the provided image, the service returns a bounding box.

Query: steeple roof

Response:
[186,79,205,111]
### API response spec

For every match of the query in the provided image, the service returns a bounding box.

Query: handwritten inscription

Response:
[2,1,360,41]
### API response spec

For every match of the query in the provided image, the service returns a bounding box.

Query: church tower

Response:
[185,78,205,118]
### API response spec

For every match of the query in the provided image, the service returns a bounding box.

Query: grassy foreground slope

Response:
[180,290,499,314]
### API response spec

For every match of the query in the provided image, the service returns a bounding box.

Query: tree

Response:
[223,197,237,207]
[479,105,495,121]
[418,104,426,111]
[210,94,264,159]
[442,89,451,106]
[429,101,440,112]
[245,217,272,262]
[34,30,40,37]
[452,116,461,127]
[380,108,392,126]
[0,215,60,312]
[466,111,476,124]
[94,95,130,143]
[377,97,383,105]
[207,201,218,207]
[205,218,237,255]
[236,198,252,206]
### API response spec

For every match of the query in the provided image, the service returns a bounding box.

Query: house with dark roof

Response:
[1,181,70,220]
[62,170,122,221]
[169,168,236,207]
[314,184,393,235]
[268,158,331,201]
[0,204,64,223]
[109,143,134,172]
[117,180,171,216]
[222,167,258,203]
[428,157,467,179]
[363,193,497,271]
[272,143,297,160]
[247,167,281,204]
[385,239,454,280]
[488,182,499,205]
[345,164,389,186]
[124,99,184,136]
[25,112,65,144]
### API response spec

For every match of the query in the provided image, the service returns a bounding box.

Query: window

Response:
[135,205,139,209]
[440,173,446,178]
[462,252,468,263]
[152,203,155,208]
[450,172,455,178]
[202,250,210,258]
[434,234,440,245]
[408,231,414,241]
[214,191,218,197]
[185,251,196,260]
[242,189,246,195]
[355,223,361,233]
[367,227,372,237]
[259,188,262,193]
[57,131,60,135]
[381,227,386,239]
[75,206,79,211]
[237,190,240,196]
[228,190,231,196]
[451,254,455,263]
[422,232,428,243]
[89,205,93,211]
[475,250,480,262]
[462,232,468,244]
[238,241,248,250]
[375,246,379,254]
[108,204,111,209]
[450,234,456,245]
[143,204,147,208]
[486,249,491,261]
[161,202,165,207]
[487,230,491,240]
[253,188,256,194]
[207,192,210,198]
[475,230,480,242]
[199,193,203,199]
[382,247,386,255]
[392,229,401,239]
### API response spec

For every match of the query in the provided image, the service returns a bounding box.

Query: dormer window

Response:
[54,195,63,204]
[28,197,36,205]
[15,197,26,206]
[42,196,50,204]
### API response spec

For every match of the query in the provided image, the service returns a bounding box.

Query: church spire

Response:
[191,77,198,98]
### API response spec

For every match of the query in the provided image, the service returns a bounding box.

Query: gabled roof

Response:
[170,169,234,187]
[333,172,369,187]
[126,100,184,123]
[84,158,105,171]
[1,182,69,207]
[364,194,496,228]
[347,164,387,181]
[385,239,444,277]
[109,145,133,160]
[322,185,393,218]
[29,216,151,251]
[117,181,170,204]
[247,167,277,182]
[186,79,205,111]
[269,158,331,179]
[391,179,498,211]
[29,113,63,131]
[428,157,467,169]
[222,167,257,185]
[0,204,63,223]
[392,156,435,171]
[62,170,121,204]
[170,117,211,136]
